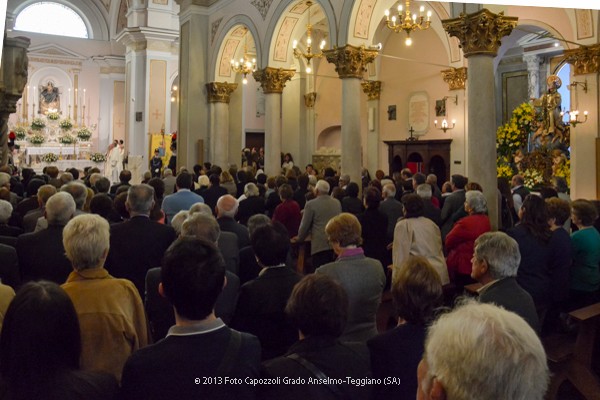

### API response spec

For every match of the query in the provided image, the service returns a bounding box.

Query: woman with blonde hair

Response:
[220,170,237,196]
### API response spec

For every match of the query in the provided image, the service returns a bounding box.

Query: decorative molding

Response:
[441,67,467,90]
[251,0,273,20]
[361,80,382,100]
[442,9,518,58]
[575,9,593,40]
[29,57,83,67]
[564,44,600,75]
[100,67,126,74]
[253,67,295,94]
[211,17,223,45]
[304,92,317,108]
[206,82,238,103]
[353,0,376,40]
[323,44,378,79]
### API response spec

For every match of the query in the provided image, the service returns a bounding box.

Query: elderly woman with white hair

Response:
[61,214,150,381]
[445,190,491,291]
[237,182,265,225]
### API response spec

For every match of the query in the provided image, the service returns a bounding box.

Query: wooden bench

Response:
[543,302,600,400]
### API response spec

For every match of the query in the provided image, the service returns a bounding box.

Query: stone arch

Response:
[317,125,341,149]
[108,0,129,39]
[210,16,261,83]
[8,0,109,40]
[264,0,337,68]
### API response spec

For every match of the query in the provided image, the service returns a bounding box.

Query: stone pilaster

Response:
[206,82,237,168]
[362,80,382,179]
[523,54,540,99]
[0,37,30,167]
[441,67,467,91]
[443,10,518,230]
[253,67,295,175]
[324,45,378,189]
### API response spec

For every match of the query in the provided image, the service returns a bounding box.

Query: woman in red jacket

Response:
[446,190,491,291]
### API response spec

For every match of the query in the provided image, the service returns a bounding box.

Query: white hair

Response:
[465,190,487,214]
[0,200,12,223]
[45,192,76,225]
[315,180,330,195]
[171,210,189,235]
[382,183,396,198]
[189,202,213,216]
[63,214,110,271]
[0,172,10,188]
[61,182,88,210]
[416,183,432,200]
[216,195,238,218]
[380,178,394,187]
[163,168,173,177]
[474,232,520,279]
[423,300,548,400]
[181,213,220,243]
[244,182,259,197]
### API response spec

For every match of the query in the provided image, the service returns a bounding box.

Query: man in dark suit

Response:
[22,184,56,233]
[196,174,227,215]
[109,170,132,195]
[0,243,20,289]
[472,232,539,333]
[232,222,301,360]
[216,194,250,248]
[0,200,22,237]
[417,184,441,226]
[145,213,240,341]
[15,178,45,218]
[16,192,75,284]
[121,238,261,400]
[105,184,176,297]
[379,183,404,243]
[440,174,467,240]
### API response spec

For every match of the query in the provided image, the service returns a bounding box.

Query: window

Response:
[15,2,88,38]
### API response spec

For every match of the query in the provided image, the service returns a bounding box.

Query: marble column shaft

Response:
[443,9,518,230]
[206,82,237,168]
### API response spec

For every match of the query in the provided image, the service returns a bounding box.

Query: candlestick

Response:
[83,88,86,105]
[68,88,71,109]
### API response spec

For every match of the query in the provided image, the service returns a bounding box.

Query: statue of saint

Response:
[532,75,566,143]
[39,81,60,114]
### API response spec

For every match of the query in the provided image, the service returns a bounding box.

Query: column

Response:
[176,0,210,170]
[564,44,600,199]
[206,82,238,168]
[323,44,378,187]
[361,80,382,177]
[523,54,540,100]
[0,37,30,167]
[443,10,518,230]
[253,67,295,176]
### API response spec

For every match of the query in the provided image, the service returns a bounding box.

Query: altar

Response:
[24,143,92,165]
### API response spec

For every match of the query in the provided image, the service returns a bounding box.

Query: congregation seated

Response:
[237,183,265,226]
[316,213,386,342]
[35,182,88,232]
[238,214,271,285]
[471,232,540,332]
[89,193,122,224]
[162,171,203,224]
[195,173,227,214]
[231,222,301,360]
[368,255,443,400]
[217,194,250,248]
[17,192,75,284]
[416,300,548,400]
[0,281,118,400]
[14,178,44,219]
[61,214,150,381]
[260,274,372,400]
[272,183,301,237]
[109,170,132,195]
[0,200,21,237]
[21,183,56,233]
[121,237,261,400]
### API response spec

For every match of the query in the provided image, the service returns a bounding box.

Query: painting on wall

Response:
[435,99,446,117]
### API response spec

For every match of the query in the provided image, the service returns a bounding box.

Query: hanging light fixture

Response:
[292,1,326,73]
[560,80,589,127]
[230,35,257,84]
[384,0,432,46]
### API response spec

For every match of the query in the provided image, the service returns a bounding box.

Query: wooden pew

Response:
[543,302,600,400]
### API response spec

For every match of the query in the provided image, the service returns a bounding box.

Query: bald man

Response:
[216,194,250,248]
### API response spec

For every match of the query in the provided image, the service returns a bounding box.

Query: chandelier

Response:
[292,1,326,73]
[384,0,432,46]
[230,37,257,84]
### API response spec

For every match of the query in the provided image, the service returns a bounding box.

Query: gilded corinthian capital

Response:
[564,44,600,76]
[361,80,382,100]
[205,82,238,104]
[253,67,295,94]
[441,67,467,90]
[442,9,518,57]
[323,44,378,79]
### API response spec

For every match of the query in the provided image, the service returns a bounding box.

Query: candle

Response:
[83,88,86,105]
[27,85,30,103]
[68,88,71,108]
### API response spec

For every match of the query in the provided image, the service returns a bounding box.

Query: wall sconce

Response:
[569,80,588,93]
[443,95,458,105]
[434,119,456,133]
[561,110,588,127]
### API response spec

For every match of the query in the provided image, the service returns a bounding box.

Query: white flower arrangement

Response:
[28,133,45,145]
[46,111,60,120]
[523,168,544,190]
[31,118,46,131]
[59,119,73,130]
[41,153,59,163]
[76,127,92,141]
[90,153,106,163]
[14,126,27,140]
[59,134,77,145]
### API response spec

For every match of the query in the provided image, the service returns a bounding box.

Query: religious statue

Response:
[39,81,60,114]
[532,75,566,144]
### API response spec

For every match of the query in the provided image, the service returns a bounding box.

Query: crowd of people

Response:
[0,154,598,399]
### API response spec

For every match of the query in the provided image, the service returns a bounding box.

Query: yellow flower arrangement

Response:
[554,159,570,187]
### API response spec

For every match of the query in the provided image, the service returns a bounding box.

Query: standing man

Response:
[150,149,163,178]
[511,174,530,215]
[294,180,341,270]
[440,174,467,240]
